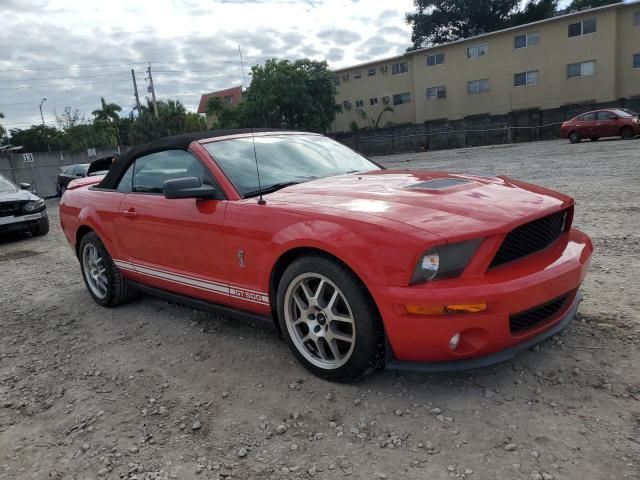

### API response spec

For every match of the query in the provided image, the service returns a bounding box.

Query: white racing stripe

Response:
[112,259,270,305]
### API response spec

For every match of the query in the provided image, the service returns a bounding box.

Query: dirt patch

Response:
[0,139,639,480]
[0,249,41,262]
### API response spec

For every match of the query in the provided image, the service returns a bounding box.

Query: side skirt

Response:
[128,281,277,332]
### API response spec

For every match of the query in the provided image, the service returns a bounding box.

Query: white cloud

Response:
[0,0,413,129]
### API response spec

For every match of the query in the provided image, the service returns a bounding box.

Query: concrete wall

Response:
[0,147,120,198]
[332,97,640,157]
[332,2,640,132]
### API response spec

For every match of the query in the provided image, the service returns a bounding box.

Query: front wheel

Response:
[276,256,385,382]
[31,215,49,236]
[621,126,635,140]
[78,231,137,307]
[569,131,581,144]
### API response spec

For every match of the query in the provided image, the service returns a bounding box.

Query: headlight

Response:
[411,239,483,285]
[23,199,45,213]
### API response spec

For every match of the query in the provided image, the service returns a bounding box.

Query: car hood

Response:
[269,170,571,241]
[0,189,41,203]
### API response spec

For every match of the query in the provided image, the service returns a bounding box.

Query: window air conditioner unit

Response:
[382,96,390,104]
[379,65,388,73]
[342,74,350,81]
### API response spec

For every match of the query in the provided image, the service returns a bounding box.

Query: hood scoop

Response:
[407,178,470,190]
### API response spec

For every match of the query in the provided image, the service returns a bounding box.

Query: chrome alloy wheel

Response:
[284,273,356,370]
[82,243,108,299]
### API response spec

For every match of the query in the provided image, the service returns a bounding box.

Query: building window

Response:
[426,53,445,67]
[514,70,539,87]
[368,68,376,77]
[393,92,411,105]
[334,77,340,86]
[467,44,488,58]
[634,53,640,69]
[635,12,640,26]
[355,100,364,108]
[369,97,378,106]
[567,60,595,78]
[568,18,596,37]
[353,71,362,79]
[467,79,489,94]
[392,62,409,75]
[427,86,447,99]
[514,32,539,49]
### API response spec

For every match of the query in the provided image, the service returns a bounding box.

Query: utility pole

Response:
[238,45,247,90]
[147,63,159,118]
[39,97,47,125]
[131,69,142,116]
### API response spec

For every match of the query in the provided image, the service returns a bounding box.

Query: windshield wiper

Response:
[243,181,302,198]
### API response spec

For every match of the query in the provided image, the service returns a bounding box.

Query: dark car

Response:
[57,163,89,196]
[560,109,640,143]
[0,174,49,237]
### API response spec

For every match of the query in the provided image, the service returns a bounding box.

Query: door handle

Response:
[121,208,138,218]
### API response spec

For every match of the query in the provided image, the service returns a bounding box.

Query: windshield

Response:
[204,134,380,197]
[0,175,18,194]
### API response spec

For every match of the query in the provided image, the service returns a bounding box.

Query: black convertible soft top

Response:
[98,129,292,190]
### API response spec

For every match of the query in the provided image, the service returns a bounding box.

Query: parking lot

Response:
[0,138,638,480]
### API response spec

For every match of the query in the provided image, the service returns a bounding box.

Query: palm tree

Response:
[356,106,394,129]
[92,97,122,123]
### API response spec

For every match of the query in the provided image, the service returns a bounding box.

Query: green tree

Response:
[128,99,198,144]
[356,106,395,130]
[567,0,620,10]
[206,96,242,129]
[8,125,66,152]
[406,0,558,47]
[92,97,122,123]
[240,59,339,133]
[63,124,118,150]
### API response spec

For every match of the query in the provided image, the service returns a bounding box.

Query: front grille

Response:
[0,202,21,218]
[509,295,568,335]
[490,209,567,268]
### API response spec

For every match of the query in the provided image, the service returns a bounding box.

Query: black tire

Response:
[78,231,138,307]
[32,215,49,236]
[569,131,581,144]
[276,255,385,382]
[590,137,599,142]
[56,184,61,197]
[621,126,635,140]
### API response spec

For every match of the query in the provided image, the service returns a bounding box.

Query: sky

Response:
[0,0,415,130]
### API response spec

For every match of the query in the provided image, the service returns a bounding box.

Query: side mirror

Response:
[19,183,31,190]
[163,177,217,200]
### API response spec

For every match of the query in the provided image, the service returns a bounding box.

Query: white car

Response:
[0,174,49,237]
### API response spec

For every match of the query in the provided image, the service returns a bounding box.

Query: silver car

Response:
[0,174,49,237]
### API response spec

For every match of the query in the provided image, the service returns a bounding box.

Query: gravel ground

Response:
[0,138,639,480]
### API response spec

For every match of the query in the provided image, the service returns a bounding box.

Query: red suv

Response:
[560,109,640,143]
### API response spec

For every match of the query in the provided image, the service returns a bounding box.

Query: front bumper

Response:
[0,211,47,234]
[373,228,593,367]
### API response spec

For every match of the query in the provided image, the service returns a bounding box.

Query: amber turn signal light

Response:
[406,303,487,315]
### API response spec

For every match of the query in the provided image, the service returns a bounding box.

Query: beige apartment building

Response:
[333,1,640,132]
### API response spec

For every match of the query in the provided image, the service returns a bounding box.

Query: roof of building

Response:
[333,0,640,73]
[197,86,243,114]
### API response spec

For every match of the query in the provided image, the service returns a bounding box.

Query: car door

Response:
[595,111,619,138]
[113,149,231,304]
[576,113,596,138]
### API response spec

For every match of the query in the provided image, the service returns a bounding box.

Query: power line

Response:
[0,62,150,72]
[0,73,131,83]
[0,79,132,90]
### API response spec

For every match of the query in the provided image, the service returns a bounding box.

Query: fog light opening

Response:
[449,333,461,351]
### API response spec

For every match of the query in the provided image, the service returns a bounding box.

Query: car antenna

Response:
[239,45,266,205]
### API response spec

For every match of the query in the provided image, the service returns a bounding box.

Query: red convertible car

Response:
[60,130,593,381]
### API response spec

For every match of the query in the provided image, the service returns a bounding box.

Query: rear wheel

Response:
[621,126,635,140]
[277,255,385,382]
[78,231,137,307]
[569,131,581,144]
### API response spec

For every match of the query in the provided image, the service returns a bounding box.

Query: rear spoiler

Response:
[67,176,103,190]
